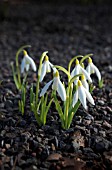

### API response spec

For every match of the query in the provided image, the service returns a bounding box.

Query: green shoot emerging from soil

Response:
[12,46,103,129]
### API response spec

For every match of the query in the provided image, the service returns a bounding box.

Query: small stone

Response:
[5,144,11,149]
[51,143,56,151]
[103,120,111,128]
[98,100,105,105]
[99,131,106,137]
[32,152,36,157]
[103,151,112,163]
[85,114,94,121]
[83,119,91,125]
[4,100,13,109]
[47,153,62,161]
[106,106,112,113]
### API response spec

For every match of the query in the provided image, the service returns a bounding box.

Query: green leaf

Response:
[11,63,20,90]
[43,98,53,125]
[99,79,103,88]
[21,85,26,106]
[30,85,34,104]
[67,101,80,129]
[53,94,64,123]
[18,100,24,115]
[34,111,42,126]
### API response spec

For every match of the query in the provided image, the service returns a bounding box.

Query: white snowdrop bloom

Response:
[73,80,95,110]
[40,55,53,82]
[40,71,66,101]
[21,50,36,73]
[71,59,92,85]
[81,74,89,91]
[86,57,101,81]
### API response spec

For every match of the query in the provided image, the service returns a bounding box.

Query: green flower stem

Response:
[80,53,93,65]
[65,96,69,129]
[36,75,40,105]
[22,72,28,85]
[36,51,48,105]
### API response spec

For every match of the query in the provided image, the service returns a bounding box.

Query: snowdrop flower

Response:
[21,50,36,73]
[71,59,92,85]
[73,80,95,110]
[40,55,53,82]
[86,57,101,81]
[81,74,89,91]
[40,71,66,101]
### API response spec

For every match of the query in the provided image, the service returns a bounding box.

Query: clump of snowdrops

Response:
[11,45,103,129]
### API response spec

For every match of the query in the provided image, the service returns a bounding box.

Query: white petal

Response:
[25,63,30,72]
[46,61,51,72]
[84,88,95,105]
[78,86,87,110]
[82,79,89,91]
[49,61,53,68]
[72,90,78,107]
[53,67,57,73]
[91,63,101,81]
[86,64,91,75]
[57,79,66,101]
[40,62,47,82]
[71,65,79,78]
[90,64,95,74]
[26,55,36,72]
[21,58,26,73]
[52,77,59,90]
[74,77,79,85]
[71,67,76,78]
[80,66,92,83]
[40,80,53,97]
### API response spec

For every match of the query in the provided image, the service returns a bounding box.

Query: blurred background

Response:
[0,0,112,71]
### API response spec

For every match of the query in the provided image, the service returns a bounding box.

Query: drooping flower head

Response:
[73,80,95,110]
[21,50,36,73]
[86,57,101,81]
[40,55,53,82]
[71,59,92,85]
[40,71,66,101]
[81,74,89,91]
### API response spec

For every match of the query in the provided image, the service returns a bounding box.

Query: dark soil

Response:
[0,2,112,170]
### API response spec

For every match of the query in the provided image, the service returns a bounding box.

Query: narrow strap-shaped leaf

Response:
[53,94,64,123]
[67,101,80,129]
[11,63,20,90]
[34,112,42,126]
[43,98,53,125]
